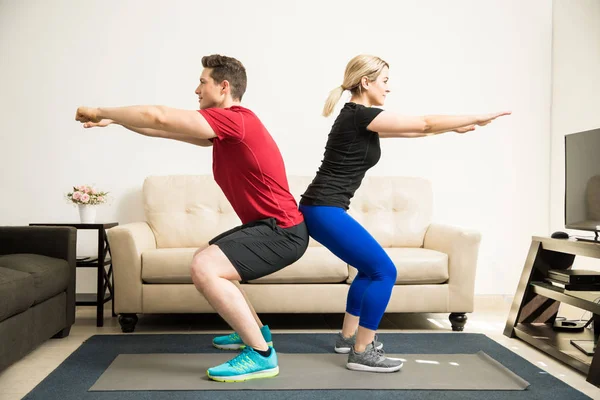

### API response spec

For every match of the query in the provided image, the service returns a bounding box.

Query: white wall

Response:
[550,0,600,270]
[0,0,552,295]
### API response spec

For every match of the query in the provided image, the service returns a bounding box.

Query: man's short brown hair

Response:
[201,55,247,101]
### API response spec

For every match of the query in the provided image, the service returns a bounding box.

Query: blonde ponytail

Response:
[322,86,345,117]
[322,55,389,118]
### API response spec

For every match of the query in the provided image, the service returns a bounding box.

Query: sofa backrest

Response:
[144,175,432,249]
[348,176,432,248]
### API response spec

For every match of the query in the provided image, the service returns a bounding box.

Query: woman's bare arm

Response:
[368,111,511,138]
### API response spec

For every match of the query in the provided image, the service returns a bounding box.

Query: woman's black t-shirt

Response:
[300,102,385,210]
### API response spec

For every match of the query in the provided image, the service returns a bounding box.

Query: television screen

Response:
[565,128,600,232]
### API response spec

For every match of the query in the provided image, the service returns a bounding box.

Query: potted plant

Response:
[66,185,109,223]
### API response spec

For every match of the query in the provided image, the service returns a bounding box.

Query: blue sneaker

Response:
[213,325,273,350]
[207,346,279,382]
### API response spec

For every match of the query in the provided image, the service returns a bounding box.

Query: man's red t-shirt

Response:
[198,106,303,228]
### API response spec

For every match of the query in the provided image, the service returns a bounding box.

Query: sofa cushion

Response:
[0,254,70,305]
[142,248,196,284]
[0,266,35,323]
[144,176,241,249]
[143,175,432,250]
[347,248,448,285]
[141,246,349,284]
[347,177,433,248]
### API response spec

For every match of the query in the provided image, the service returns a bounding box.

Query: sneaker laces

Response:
[369,341,386,362]
[227,347,255,369]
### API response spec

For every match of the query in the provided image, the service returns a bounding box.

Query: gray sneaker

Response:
[346,342,403,373]
[334,332,383,354]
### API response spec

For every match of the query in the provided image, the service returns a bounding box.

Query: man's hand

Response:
[83,119,114,128]
[75,107,101,124]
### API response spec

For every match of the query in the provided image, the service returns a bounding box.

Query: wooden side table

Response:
[504,236,600,387]
[30,222,118,327]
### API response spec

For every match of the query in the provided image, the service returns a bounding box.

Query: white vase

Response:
[78,204,97,223]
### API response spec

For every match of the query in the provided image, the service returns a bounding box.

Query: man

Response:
[75,54,308,382]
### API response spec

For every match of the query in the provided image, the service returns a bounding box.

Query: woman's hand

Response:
[476,111,512,126]
[454,125,476,134]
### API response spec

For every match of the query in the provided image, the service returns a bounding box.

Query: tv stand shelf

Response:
[513,323,594,374]
[529,282,600,314]
[504,236,600,387]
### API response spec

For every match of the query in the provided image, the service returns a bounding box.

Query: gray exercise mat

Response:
[89,351,529,391]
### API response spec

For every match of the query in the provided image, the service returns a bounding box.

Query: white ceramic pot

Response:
[78,204,96,223]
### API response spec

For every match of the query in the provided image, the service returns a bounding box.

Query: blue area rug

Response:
[23,332,591,399]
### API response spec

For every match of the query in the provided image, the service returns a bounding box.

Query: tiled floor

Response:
[1,297,599,399]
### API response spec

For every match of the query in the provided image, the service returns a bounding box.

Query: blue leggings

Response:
[299,205,397,330]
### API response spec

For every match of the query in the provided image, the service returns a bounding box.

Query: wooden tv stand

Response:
[504,236,600,387]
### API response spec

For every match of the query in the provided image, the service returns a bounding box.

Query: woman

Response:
[299,55,510,373]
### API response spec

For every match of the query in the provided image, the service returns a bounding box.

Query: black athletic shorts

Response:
[209,218,309,282]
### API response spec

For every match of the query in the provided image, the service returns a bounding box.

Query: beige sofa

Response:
[107,175,481,333]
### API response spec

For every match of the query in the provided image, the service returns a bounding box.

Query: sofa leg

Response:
[52,327,71,339]
[119,314,138,333]
[449,313,467,331]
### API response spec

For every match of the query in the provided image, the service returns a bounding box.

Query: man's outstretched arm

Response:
[76,105,216,140]
[81,118,213,147]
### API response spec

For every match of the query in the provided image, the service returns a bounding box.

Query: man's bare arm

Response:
[81,119,213,147]
[76,105,217,140]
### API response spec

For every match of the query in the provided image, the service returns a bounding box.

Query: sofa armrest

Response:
[106,222,156,313]
[0,226,76,262]
[423,223,481,312]
[0,226,77,326]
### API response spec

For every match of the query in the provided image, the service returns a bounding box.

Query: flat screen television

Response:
[565,127,600,242]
